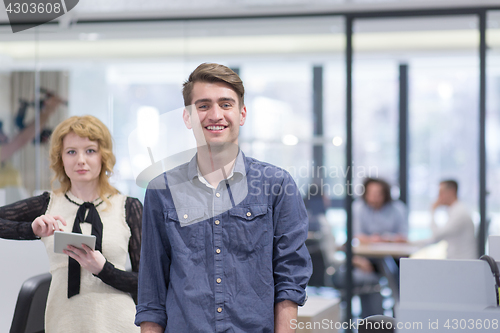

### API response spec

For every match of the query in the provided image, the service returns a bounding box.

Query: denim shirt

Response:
[135,151,312,332]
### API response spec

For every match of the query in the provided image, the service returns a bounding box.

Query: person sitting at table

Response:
[422,179,476,260]
[336,177,408,318]
[354,177,408,244]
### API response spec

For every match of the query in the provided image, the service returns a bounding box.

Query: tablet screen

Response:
[53,231,96,254]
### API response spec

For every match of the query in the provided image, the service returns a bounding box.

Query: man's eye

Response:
[198,105,208,110]
[221,103,232,108]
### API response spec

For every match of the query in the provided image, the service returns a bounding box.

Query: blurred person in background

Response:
[421,179,476,260]
[354,177,408,244]
[333,177,408,318]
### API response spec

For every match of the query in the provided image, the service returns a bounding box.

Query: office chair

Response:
[358,315,395,333]
[10,273,51,333]
[306,238,327,286]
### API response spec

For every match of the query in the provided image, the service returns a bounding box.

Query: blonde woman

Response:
[0,115,142,332]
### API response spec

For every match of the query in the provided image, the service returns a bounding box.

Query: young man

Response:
[135,63,312,333]
[427,180,476,259]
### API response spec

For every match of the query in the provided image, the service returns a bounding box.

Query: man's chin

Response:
[201,140,239,151]
[206,140,225,146]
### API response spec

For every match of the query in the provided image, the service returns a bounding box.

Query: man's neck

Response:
[197,143,239,188]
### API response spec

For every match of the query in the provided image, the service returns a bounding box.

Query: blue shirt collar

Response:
[187,149,246,183]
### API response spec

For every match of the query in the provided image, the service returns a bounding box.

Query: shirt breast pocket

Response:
[228,205,269,259]
[165,208,205,255]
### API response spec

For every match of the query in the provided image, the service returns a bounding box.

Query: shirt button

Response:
[216,248,221,254]
[246,212,251,217]
[216,278,222,284]
[215,220,220,225]
[217,307,222,313]
[216,192,221,198]
[183,214,188,219]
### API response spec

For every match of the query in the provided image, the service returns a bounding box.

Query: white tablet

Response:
[53,231,96,254]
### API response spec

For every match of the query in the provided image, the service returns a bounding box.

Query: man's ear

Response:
[183,107,192,129]
[239,105,247,126]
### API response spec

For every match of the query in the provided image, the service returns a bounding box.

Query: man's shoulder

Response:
[147,161,190,190]
[244,155,292,180]
[450,201,472,216]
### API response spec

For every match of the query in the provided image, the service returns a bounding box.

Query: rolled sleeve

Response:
[272,173,312,306]
[135,176,171,328]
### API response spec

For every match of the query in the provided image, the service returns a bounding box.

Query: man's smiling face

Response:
[184,81,246,148]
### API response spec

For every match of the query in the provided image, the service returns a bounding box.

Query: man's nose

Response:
[208,104,223,121]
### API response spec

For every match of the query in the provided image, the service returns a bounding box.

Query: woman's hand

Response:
[32,215,67,237]
[64,244,106,275]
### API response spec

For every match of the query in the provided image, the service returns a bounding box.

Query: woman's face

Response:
[61,132,102,187]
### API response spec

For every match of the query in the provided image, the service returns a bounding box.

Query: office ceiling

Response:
[1,0,500,23]
[0,0,499,63]
[69,0,500,17]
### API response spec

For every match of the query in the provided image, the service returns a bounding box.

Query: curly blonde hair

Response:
[50,115,118,205]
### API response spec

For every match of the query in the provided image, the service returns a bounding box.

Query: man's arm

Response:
[272,171,312,316]
[135,177,170,329]
[141,322,164,333]
[275,300,298,333]
[430,207,469,242]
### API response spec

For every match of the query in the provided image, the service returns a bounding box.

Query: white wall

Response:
[0,240,49,332]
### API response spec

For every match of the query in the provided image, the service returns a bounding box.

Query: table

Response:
[297,296,341,333]
[353,242,422,259]
[352,242,423,306]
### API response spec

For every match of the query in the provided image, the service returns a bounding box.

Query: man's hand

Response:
[275,300,298,333]
[431,198,442,212]
[141,321,164,333]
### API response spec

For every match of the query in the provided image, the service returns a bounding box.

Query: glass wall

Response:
[487,10,500,238]
[0,15,346,331]
[1,7,498,330]
[353,15,480,241]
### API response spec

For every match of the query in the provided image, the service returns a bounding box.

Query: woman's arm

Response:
[0,192,50,240]
[92,197,143,301]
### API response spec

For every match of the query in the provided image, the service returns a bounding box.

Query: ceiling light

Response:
[282,134,298,146]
